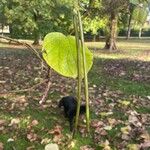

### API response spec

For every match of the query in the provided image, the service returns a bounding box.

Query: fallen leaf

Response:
[41,138,51,144]
[9,118,20,126]
[48,125,63,143]
[80,145,95,150]
[0,126,5,131]
[104,126,112,131]
[45,143,59,150]
[0,142,4,150]
[31,120,39,126]
[27,133,38,142]
[100,140,112,150]
[128,114,142,127]
[91,120,104,128]
[140,141,150,149]
[48,125,62,136]
[0,120,7,126]
[7,138,14,142]
[127,144,140,150]
[147,96,150,100]
[121,134,130,140]
[67,140,76,149]
[100,112,113,117]
[26,146,35,150]
[108,118,117,126]
[0,81,6,84]
[119,100,130,106]
[121,126,131,134]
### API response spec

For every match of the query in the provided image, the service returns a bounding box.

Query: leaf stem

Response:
[78,10,90,132]
[73,13,82,137]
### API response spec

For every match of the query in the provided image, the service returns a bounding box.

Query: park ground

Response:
[0,39,150,150]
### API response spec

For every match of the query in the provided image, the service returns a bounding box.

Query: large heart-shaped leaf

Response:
[42,32,93,78]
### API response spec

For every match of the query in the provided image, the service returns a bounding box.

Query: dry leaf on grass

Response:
[0,120,7,126]
[45,143,59,150]
[27,133,38,142]
[31,120,39,126]
[48,125,63,143]
[9,118,20,126]
[0,142,4,150]
[80,145,95,150]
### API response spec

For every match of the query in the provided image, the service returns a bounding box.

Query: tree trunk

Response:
[126,14,132,39]
[1,24,4,36]
[126,4,135,40]
[138,28,142,39]
[104,35,111,49]
[9,24,13,37]
[104,13,118,51]
[93,34,96,42]
[32,29,40,45]
[93,34,97,51]
[32,11,40,45]
[127,27,131,39]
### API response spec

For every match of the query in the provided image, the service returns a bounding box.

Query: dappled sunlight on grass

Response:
[86,39,150,61]
[94,52,150,61]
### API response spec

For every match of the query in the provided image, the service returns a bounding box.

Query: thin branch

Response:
[39,80,51,104]
[0,35,45,66]
[38,67,52,104]
[0,79,48,94]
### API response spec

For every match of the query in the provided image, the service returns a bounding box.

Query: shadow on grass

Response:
[89,57,150,96]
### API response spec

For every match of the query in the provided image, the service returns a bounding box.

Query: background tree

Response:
[83,16,107,41]
[126,0,149,39]
[4,0,73,45]
[0,0,7,35]
[102,0,128,50]
[132,6,149,38]
[126,3,136,39]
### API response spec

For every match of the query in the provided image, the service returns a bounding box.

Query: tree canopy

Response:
[0,0,149,47]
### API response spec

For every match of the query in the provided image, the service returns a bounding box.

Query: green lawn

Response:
[86,39,150,61]
[0,39,150,150]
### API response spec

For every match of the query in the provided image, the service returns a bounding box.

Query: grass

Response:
[89,58,150,96]
[0,39,150,149]
[86,39,150,61]
[136,106,150,114]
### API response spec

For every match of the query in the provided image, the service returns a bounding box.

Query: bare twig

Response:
[0,79,48,94]
[46,67,51,79]
[0,35,52,102]
[0,35,45,66]
[39,80,51,104]
[39,67,52,104]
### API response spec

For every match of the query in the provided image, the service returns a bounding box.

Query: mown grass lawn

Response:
[86,39,150,61]
[0,39,150,150]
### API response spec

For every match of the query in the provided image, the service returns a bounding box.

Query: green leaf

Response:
[42,32,93,78]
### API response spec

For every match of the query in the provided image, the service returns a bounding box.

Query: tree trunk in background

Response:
[104,34,111,49]
[32,29,40,45]
[93,34,96,42]
[126,14,132,39]
[32,11,40,45]
[127,27,131,39]
[104,12,118,51]
[9,24,13,37]
[93,34,97,51]
[138,28,142,39]
[1,24,4,36]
